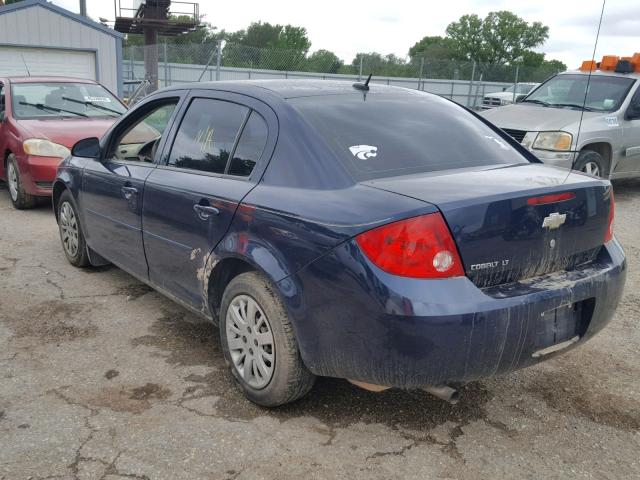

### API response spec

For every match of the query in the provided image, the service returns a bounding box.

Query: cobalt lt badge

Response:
[542,212,567,230]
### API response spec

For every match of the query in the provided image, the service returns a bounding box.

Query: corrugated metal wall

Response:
[0,4,120,94]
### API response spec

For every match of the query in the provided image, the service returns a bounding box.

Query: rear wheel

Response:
[57,190,89,267]
[6,154,36,209]
[220,271,315,406]
[574,150,608,178]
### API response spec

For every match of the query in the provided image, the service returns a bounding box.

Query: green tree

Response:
[446,11,549,64]
[304,49,343,73]
[223,22,312,71]
[349,52,413,77]
[409,35,457,60]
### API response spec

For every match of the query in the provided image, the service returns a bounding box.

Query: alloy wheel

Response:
[226,294,275,389]
[581,161,601,177]
[59,202,80,258]
[7,162,18,202]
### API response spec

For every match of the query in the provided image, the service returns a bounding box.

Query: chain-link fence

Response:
[122,42,564,107]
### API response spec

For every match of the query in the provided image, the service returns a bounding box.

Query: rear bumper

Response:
[280,238,626,388]
[19,154,64,196]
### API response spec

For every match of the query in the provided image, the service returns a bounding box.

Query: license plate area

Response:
[534,298,595,353]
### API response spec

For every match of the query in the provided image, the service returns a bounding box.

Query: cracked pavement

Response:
[1,180,639,480]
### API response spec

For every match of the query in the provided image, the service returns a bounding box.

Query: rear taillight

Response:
[605,189,615,243]
[355,213,464,278]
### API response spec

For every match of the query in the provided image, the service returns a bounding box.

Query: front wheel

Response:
[6,154,36,209]
[220,271,315,407]
[57,190,89,267]
[573,150,608,178]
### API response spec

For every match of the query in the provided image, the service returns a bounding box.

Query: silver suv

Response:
[481,69,640,178]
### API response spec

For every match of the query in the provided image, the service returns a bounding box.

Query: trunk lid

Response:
[363,164,612,288]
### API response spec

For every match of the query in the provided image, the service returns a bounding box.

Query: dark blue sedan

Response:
[53,80,626,406]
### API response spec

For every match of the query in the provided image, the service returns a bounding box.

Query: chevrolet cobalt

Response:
[53,81,625,406]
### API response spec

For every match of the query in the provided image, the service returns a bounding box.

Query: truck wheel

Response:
[6,154,36,209]
[574,150,608,178]
[220,271,315,407]
[57,190,90,267]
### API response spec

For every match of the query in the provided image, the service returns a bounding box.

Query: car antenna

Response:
[564,0,605,183]
[353,73,372,91]
[20,54,31,76]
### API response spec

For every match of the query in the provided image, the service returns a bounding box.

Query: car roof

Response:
[162,79,408,99]
[3,76,99,84]
[559,70,640,80]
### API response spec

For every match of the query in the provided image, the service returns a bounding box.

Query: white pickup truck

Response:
[481,82,539,109]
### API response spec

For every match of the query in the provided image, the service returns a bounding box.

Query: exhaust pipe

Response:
[422,385,459,404]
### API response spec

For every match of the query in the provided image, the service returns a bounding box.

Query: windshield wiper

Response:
[520,99,550,107]
[549,103,596,112]
[18,101,88,117]
[62,96,122,117]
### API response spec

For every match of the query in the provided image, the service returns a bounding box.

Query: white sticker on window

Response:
[349,145,377,160]
[84,96,111,103]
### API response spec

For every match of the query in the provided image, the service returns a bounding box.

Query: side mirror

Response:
[626,103,640,121]
[515,95,526,103]
[502,87,507,92]
[72,137,101,159]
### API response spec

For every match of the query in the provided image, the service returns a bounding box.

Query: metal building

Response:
[0,0,123,96]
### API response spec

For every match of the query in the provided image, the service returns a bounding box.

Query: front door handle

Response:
[121,186,138,200]
[193,203,220,220]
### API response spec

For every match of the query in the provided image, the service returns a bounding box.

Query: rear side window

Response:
[291,92,528,180]
[228,111,268,177]
[168,98,248,174]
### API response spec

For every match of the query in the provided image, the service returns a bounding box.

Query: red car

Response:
[0,76,126,209]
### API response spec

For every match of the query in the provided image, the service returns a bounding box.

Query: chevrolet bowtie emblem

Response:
[542,212,567,230]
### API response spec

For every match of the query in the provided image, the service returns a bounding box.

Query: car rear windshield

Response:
[290,91,529,181]
[11,82,126,119]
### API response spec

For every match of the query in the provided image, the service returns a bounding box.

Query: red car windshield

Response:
[11,82,126,119]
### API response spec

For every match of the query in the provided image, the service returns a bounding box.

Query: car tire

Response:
[220,271,315,407]
[574,150,608,178]
[57,190,90,267]
[6,154,36,210]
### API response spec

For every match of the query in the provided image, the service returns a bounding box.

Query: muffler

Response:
[422,385,459,404]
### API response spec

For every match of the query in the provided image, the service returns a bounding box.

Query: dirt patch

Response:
[116,283,154,300]
[105,369,119,380]
[525,369,640,431]
[130,308,219,367]
[6,299,96,343]
[88,383,172,414]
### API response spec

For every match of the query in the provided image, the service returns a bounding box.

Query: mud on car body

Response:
[53,80,625,406]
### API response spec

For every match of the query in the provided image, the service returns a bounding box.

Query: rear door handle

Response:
[193,204,220,220]
[121,186,138,200]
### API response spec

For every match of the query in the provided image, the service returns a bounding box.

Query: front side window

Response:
[11,82,126,119]
[523,74,635,112]
[168,98,248,174]
[110,101,177,162]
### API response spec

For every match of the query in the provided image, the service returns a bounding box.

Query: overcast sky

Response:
[56,0,639,67]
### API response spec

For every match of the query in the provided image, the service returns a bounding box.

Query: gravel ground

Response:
[0,180,639,480]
